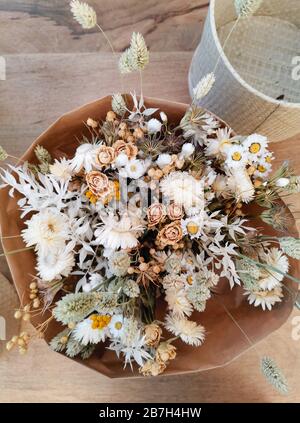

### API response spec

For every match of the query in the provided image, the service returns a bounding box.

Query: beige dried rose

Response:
[144,323,162,347]
[139,360,166,377]
[113,139,138,159]
[96,145,116,167]
[157,221,183,247]
[86,171,113,198]
[156,342,177,363]
[147,203,166,227]
[167,203,183,220]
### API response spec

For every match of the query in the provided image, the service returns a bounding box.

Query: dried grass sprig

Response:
[193,73,215,101]
[235,0,263,17]
[261,357,289,395]
[70,0,97,29]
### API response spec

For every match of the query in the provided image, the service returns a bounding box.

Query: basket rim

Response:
[210,0,300,108]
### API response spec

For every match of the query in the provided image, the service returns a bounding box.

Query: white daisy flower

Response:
[181,213,204,239]
[22,208,70,254]
[37,245,75,281]
[225,144,248,169]
[205,127,234,158]
[258,248,289,290]
[109,314,125,338]
[70,143,99,173]
[49,158,73,181]
[165,314,206,346]
[73,315,111,345]
[160,171,205,210]
[243,134,268,161]
[94,212,144,250]
[119,159,149,179]
[254,158,272,179]
[165,288,193,318]
[244,286,283,311]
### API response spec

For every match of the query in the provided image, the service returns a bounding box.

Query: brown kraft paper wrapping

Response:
[0,95,298,378]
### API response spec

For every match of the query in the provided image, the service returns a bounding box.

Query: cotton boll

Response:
[156,154,172,169]
[181,143,195,158]
[276,178,290,188]
[147,118,162,134]
[115,153,129,168]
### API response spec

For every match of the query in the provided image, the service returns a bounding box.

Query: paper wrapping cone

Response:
[0,95,298,378]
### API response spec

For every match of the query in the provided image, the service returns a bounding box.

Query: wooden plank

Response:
[0,52,300,403]
[0,0,209,53]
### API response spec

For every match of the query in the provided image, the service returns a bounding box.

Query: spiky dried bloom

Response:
[50,328,70,352]
[0,146,8,161]
[70,0,97,29]
[280,237,300,260]
[119,32,149,74]
[261,357,289,395]
[193,73,215,101]
[35,145,52,164]
[235,0,263,17]
[111,93,127,116]
[260,204,293,232]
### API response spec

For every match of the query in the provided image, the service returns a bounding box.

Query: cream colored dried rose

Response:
[144,323,162,347]
[156,342,177,363]
[167,203,183,220]
[157,221,183,247]
[113,139,138,159]
[86,171,113,198]
[96,145,116,167]
[147,203,166,227]
[139,360,166,377]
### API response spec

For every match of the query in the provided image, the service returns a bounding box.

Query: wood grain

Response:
[0,51,300,402]
[0,0,209,53]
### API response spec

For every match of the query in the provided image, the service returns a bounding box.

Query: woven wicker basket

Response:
[189,0,300,142]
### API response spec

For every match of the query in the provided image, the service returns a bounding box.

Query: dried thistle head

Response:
[260,204,293,232]
[70,0,97,29]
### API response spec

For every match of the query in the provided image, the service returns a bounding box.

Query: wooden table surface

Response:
[0,0,300,403]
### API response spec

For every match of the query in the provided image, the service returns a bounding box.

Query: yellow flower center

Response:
[90,314,111,330]
[249,143,261,154]
[232,152,242,161]
[257,165,266,173]
[115,322,123,330]
[187,275,193,285]
[130,165,137,172]
[186,222,199,235]
[113,180,121,201]
[85,190,97,204]
[265,155,272,163]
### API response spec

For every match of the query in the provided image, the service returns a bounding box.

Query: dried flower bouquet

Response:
[0,1,299,391]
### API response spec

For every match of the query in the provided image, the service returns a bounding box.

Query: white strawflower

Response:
[243,134,268,161]
[37,246,75,281]
[205,127,233,158]
[156,154,172,169]
[235,0,263,17]
[225,144,248,169]
[165,315,206,347]
[258,248,289,290]
[49,158,72,181]
[108,251,131,276]
[119,159,149,179]
[73,316,110,345]
[165,288,193,318]
[22,208,70,254]
[160,171,205,210]
[70,0,97,29]
[94,212,143,250]
[181,213,204,239]
[147,118,162,134]
[193,73,215,101]
[244,286,283,311]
